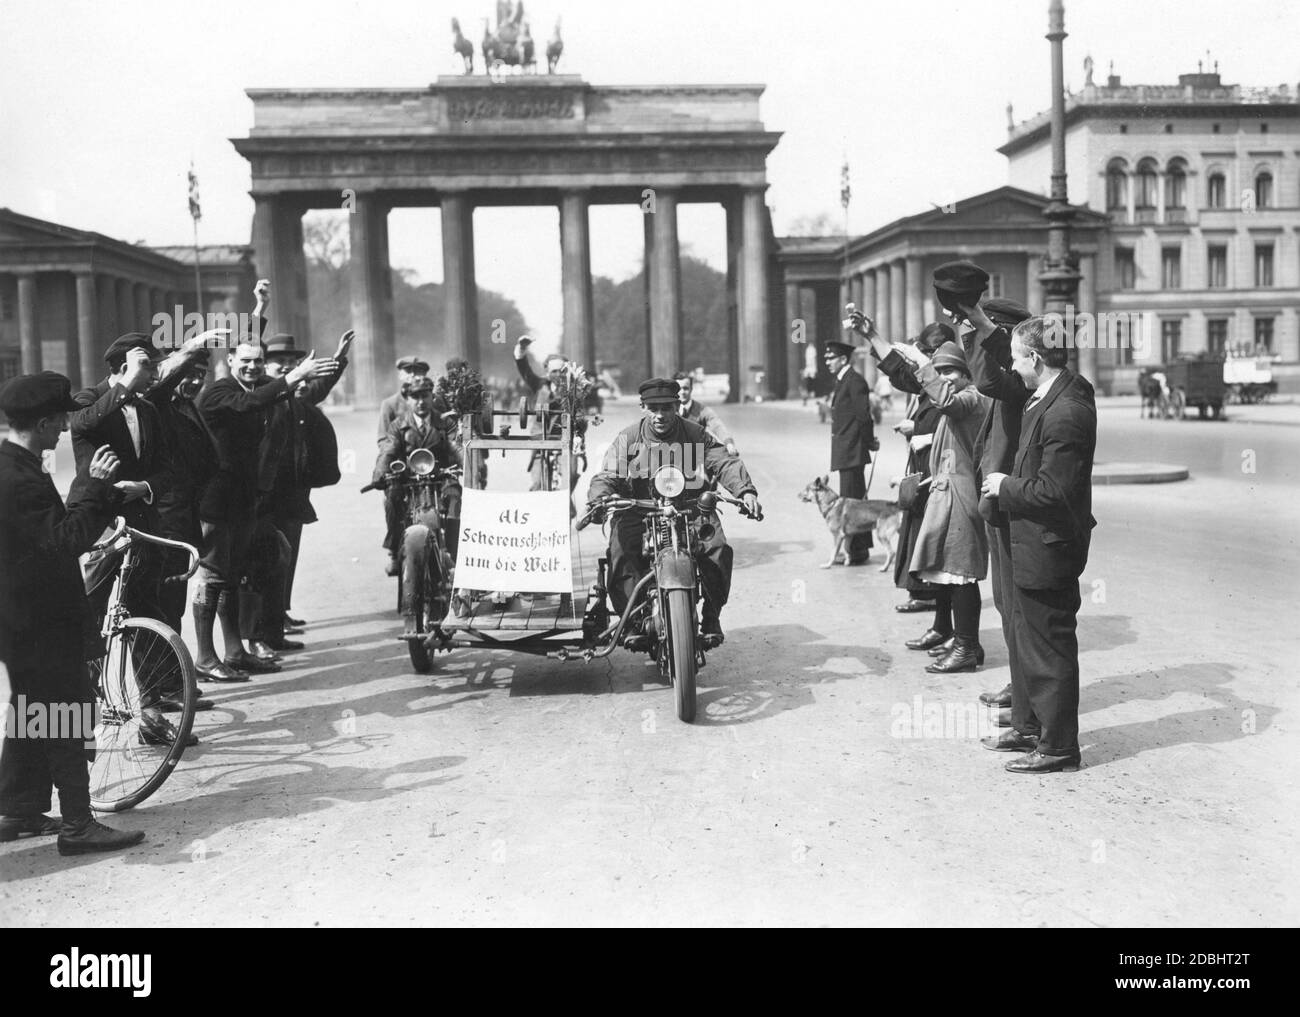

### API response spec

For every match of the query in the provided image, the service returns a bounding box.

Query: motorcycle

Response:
[363,451,462,673]
[574,464,761,723]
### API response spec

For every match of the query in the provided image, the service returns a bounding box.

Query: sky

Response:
[2,0,1297,349]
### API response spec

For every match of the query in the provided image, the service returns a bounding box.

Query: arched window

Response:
[1135,158,1159,209]
[1254,170,1273,208]
[1206,172,1226,209]
[1165,158,1187,209]
[1105,158,1128,211]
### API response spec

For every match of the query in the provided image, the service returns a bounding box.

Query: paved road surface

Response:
[2,396,1296,926]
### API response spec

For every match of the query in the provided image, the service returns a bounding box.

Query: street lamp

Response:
[1039,0,1087,376]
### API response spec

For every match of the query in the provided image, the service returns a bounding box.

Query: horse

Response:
[451,18,473,74]
[520,20,535,72]
[546,17,563,73]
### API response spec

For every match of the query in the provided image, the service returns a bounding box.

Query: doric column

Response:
[890,258,907,339]
[738,187,770,401]
[645,187,683,378]
[440,191,479,369]
[875,264,892,340]
[1026,255,1045,312]
[116,278,134,337]
[723,195,743,402]
[862,269,877,323]
[850,274,863,313]
[75,272,98,388]
[134,284,151,337]
[17,273,40,374]
[559,189,595,369]
[251,195,310,340]
[784,281,803,397]
[1077,254,1098,385]
[905,254,924,337]
[348,194,397,405]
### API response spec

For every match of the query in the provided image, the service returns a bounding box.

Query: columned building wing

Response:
[231,77,783,404]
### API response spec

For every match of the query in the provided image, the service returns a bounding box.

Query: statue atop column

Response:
[451,4,562,74]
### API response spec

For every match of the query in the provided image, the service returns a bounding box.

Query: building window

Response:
[1207,173,1226,208]
[987,273,1004,299]
[1254,171,1273,208]
[1255,317,1274,352]
[1161,248,1181,289]
[1115,247,1137,290]
[1211,123,1221,134]
[1260,122,1269,133]
[1119,124,1128,134]
[1165,159,1187,218]
[1105,159,1128,211]
[1207,318,1229,356]
[1161,320,1182,362]
[1207,245,1228,288]
[1255,244,1274,287]
[1135,158,1159,210]
[1164,123,1174,134]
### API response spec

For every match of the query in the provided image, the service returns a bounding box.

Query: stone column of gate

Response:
[875,264,891,340]
[645,187,683,379]
[739,187,770,401]
[348,194,397,405]
[905,255,924,338]
[251,195,311,341]
[890,258,907,341]
[441,191,479,370]
[559,189,595,369]
[784,282,803,399]
[17,273,40,373]
[75,272,98,388]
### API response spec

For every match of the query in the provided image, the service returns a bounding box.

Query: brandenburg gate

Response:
[232,76,782,403]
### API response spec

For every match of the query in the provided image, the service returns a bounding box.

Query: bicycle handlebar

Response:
[91,517,201,583]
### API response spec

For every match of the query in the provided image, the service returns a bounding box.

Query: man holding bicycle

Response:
[0,372,145,855]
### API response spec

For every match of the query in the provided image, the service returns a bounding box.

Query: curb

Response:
[1093,462,1189,485]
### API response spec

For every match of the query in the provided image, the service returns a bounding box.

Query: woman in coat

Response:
[902,341,991,672]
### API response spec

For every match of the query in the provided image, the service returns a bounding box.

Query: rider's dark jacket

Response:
[587,416,755,504]
[373,410,461,484]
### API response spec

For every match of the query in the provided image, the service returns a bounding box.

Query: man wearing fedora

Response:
[980,316,1097,774]
[822,339,876,564]
[378,356,431,443]
[0,372,146,854]
[258,331,351,644]
[69,334,196,747]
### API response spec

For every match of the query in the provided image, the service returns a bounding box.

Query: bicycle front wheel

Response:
[89,617,197,812]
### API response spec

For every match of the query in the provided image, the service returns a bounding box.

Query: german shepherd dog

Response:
[799,476,902,569]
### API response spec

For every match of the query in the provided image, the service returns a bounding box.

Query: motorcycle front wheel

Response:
[665,588,697,723]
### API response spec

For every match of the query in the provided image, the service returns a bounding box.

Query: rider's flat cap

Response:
[982,297,1032,328]
[104,332,161,364]
[638,377,680,403]
[0,371,80,419]
[396,356,430,373]
[403,375,435,395]
[263,333,305,359]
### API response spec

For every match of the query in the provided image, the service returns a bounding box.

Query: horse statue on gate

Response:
[480,0,531,74]
[451,17,474,73]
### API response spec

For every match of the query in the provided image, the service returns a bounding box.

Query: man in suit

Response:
[70,334,195,746]
[981,316,1097,774]
[377,356,430,443]
[822,340,876,563]
[961,297,1034,713]
[0,372,145,854]
[194,339,336,682]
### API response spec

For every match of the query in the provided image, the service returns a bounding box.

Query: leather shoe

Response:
[57,818,145,856]
[895,599,936,613]
[926,637,984,673]
[261,636,304,652]
[1005,749,1081,774]
[284,613,306,627]
[225,652,281,675]
[905,628,953,651]
[979,683,1013,708]
[197,661,251,683]
[247,641,283,662]
[700,614,724,648]
[138,714,199,748]
[0,814,62,841]
[982,729,1040,752]
[159,697,215,712]
[927,636,956,657]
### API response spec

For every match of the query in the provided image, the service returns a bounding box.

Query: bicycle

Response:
[86,517,201,811]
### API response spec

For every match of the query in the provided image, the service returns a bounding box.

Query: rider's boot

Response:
[700,604,725,648]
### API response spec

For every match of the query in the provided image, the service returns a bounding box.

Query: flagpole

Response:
[191,217,203,316]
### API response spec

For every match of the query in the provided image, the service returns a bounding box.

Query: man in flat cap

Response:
[0,372,145,855]
[822,338,877,564]
[585,377,762,646]
[70,334,195,746]
[373,376,463,621]
[960,296,1033,715]
[192,338,336,682]
[377,356,431,443]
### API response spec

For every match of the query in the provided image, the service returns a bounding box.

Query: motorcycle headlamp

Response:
[653,465,686,498]
[408,448,436,476]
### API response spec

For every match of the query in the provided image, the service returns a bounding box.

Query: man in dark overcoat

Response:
[822,339,875,563]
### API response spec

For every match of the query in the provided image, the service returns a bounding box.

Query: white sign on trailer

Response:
[455,489,574,594]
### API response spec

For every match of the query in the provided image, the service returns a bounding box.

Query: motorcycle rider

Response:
[584,377,762,648]
[373,375,463,576]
